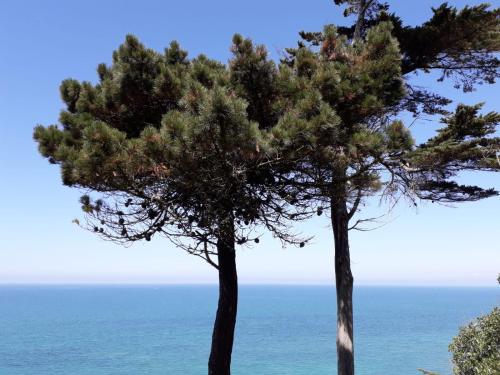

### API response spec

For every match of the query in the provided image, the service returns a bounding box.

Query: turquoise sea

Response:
[0,286,498,375]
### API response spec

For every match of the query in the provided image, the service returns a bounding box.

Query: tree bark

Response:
[208,218,238,375]
[333,3,365,370]
[331,196,355,375]
[353,0,370,43]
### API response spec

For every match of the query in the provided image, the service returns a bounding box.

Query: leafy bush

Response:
[449,307,500,375]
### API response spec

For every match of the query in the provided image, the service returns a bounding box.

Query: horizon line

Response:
[0,282,497,288]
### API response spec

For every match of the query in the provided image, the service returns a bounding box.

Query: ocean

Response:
[0,285,498,375]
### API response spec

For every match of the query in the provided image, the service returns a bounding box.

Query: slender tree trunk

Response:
[353,0,365,43]
[208,218,238,375]
[331,195,354,375]
[334,0,367,371]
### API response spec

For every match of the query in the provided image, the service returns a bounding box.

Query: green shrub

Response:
[449,307,500,375]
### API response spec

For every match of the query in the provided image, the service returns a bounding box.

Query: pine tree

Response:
[34,35,304,375]
[32,3,499,374]
[277,2,499,374]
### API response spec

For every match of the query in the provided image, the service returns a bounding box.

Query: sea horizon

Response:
[0,282,497,288]
[1,285,498,375]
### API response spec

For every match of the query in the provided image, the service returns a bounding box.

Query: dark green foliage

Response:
[408,104,500,202]
[229,34,279,129]
[279,1,500,213]
[333,2,500,88]
[279,5,499,374]
[293,1,499,115]
[274,21,413,206]
[333,0,388,19]
[394,3,500,91]
[34,34,305,261]
[427,104,499,145]
[33,3,499,373]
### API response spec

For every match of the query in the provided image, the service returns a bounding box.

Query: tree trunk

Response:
[353,0,369,43]
[331,197,354,375]
[208,219,238,375]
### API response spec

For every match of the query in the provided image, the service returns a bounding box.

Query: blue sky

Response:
[0,0,498,285]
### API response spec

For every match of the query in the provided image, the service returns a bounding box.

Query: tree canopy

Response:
[33,34,308,374]
[34,35,306,262]
[278,13,499,226]
[33,2,500,374]
[278,2,499,374]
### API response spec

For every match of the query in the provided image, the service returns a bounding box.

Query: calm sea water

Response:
[0,286,498,375]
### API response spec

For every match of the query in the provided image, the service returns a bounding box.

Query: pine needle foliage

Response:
[34,35,305,264]
[33,2,500,374]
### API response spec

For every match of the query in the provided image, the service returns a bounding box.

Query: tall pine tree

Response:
[34,35,304,375]
[278,1,499,374]
[33,2,499,374]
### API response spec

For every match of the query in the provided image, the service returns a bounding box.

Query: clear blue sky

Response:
[0,0,498,285]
